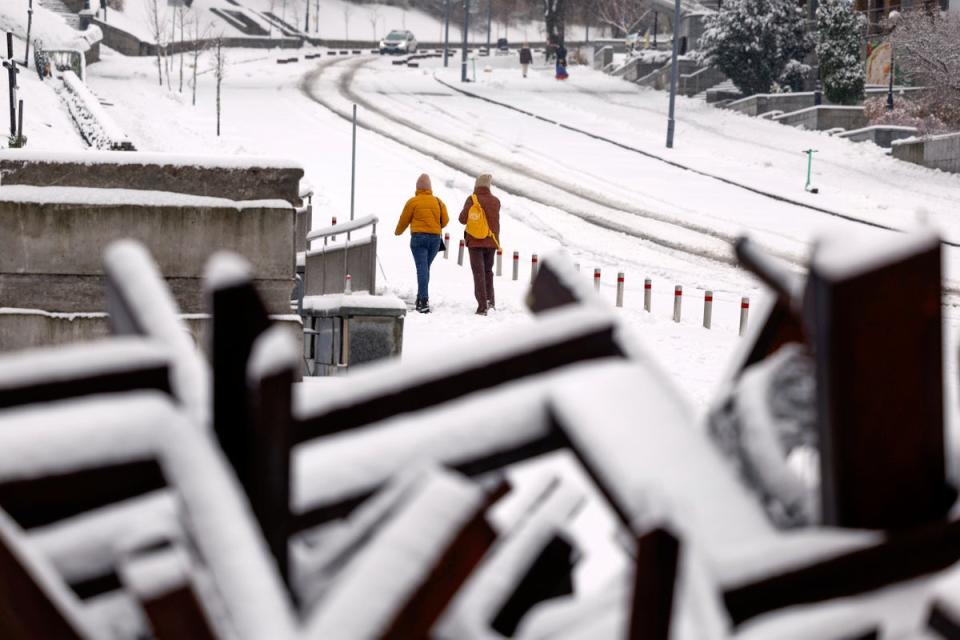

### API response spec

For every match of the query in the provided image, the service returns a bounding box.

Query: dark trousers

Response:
[468,247,496,308]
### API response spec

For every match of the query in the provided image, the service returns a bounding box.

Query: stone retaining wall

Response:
[0,188,295,314]
[838,125,919,148]
[892,133,960,174]
[0,150,304,205]
[773,105,867,131]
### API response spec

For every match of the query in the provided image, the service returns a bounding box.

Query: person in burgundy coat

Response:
[458,174,501,315]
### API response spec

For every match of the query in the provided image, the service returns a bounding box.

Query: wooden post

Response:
[211,276,271,499]
[628,527,680,640]
[809,235,947,530]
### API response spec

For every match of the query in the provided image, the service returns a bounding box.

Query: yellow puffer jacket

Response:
[395,189,449,235]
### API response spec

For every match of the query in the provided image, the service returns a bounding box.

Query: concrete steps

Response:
[38,0,81,30]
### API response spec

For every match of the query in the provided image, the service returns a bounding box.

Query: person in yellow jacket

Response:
[395,173,449,313]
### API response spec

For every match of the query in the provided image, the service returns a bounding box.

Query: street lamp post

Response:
[665,0,682,148]
[444,0,451,67]
[461,0,470,82]
[886,10,900,112]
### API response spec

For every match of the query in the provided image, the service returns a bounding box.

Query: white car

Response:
[379,30,417,54]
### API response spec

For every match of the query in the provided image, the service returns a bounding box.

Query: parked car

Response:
[379,30,417,54]
[496,37,509,54]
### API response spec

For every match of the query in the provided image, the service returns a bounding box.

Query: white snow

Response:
[204,251,253,291]
[0,184,290,210]
[117,544,193,601]
[0,336,167,391]
[300,292,407,313]
[813,226,941,281]
[306,213,379,240]
[248,324,300,381]
[0,148,303,170]
[303,466,486,638]
[60,69,133,149]
[104,239,211,428]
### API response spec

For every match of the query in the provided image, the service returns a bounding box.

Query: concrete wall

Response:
[726,92,818,117]
[0,193,295,314]
[839,125,919,148]
[0,310,303,371]
[304,237,377,295]
[773,105,867,131]
[92,19,302,56]
[0,151,304,205]
[892,133,960,174]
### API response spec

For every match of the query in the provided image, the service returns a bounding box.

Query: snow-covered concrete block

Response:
[0,185,295,314]
[892,131,960,174]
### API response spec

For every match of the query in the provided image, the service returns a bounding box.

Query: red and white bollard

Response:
[593,268,601,293]
[703,290,713,329]
[616,272,625,308]
[443,233,450,259]
[530,254,539,284]
[644,278,652,312]
[512,251,519,281]
[496,248,502,276]
[457,239,465,266]
[739,296,750,336]
[673,285,682,322]
[331,215,337,241]
[344,274,352,294]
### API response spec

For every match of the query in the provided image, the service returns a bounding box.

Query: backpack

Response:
[465,195,500,249]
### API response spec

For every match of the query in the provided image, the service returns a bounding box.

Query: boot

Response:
[414,298,423,312]
[475,304,487,316]
[486,300,495,312]
[419,298,431,314]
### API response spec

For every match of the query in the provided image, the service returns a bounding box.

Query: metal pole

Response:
[616,272,624,307]
[512,251,519,281]
[739,297,750,336]
[486,0,492,52]
[593,268,601,293]
[443,233,450,259]
[672,285,682,322]
[653,12,658,48]
[350,105,357,237]
[495,249,502,276]
[458,239,465,265]
[444,0,451,67]
[886,32,895,111]
[461,0,470,82]
[703,290,712,329]
[304,0,310,34]
[24,0,33,66]
[530,254,539,283]
[5,33,18,139]
[665,0,681,148]
[644,278,652,312]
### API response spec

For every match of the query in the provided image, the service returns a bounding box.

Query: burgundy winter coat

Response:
[458,186,501,249]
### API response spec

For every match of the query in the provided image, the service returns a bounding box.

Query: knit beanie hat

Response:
[416,173,432,191]
[475,174,492,189]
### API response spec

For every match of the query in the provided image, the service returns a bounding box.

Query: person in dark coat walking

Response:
[555,43,568,80]
[458,174,501,315]
[519,42,533,78]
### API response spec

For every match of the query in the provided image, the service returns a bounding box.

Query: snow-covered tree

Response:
[891,10,960,127]
[698,0,813,96]
[816,0,866,105]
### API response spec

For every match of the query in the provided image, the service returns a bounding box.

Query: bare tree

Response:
[594,0,650,37]
[178,5,187,93]
[343,3,353,40]
[369,7,381,41]
[891,10,960,126]
[212,37,226,136]
[543,0,566,43]
[144,0,168,86]
[188,11,211,106]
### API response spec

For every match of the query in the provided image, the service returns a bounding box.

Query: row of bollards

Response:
[441,244,751,336]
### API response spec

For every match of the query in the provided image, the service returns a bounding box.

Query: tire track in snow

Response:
[301,57,811,269]
[434,75,960,250]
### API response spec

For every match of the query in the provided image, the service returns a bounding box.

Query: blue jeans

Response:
[410,233,441,301]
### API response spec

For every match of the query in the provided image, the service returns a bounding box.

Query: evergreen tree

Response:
[816,0,866,105]
[698,0,813,96]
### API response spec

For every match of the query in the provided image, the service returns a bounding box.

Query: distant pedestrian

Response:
[519,42,533,78]
[555,43,569,80]
[395,173,449,313]
[459,174,501,315]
